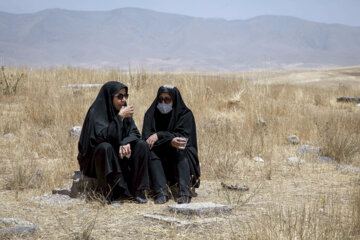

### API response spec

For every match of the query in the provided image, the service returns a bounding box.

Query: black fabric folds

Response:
[142,86,200,188]
[77,82,142,189]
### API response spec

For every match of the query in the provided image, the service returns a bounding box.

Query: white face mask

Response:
[157,103,173,114]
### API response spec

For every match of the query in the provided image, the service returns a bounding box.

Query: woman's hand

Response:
[146,133,158,150]
[119,106,134,120]
[119,143,131,159]
[171,137,187,150]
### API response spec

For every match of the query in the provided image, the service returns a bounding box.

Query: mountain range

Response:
[0,8,360,71]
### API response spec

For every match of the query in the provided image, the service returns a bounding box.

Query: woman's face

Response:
[113,88,127,111]
[157,92,173,104]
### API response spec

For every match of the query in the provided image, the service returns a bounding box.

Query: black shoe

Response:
[177,195,191,204]
[135,191,147,204]
[154,195,168,204]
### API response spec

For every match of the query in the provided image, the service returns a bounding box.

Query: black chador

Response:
[142,85,200,204]
[77,81,150,202]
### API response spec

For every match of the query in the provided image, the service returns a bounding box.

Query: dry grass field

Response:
[0,65,360,239]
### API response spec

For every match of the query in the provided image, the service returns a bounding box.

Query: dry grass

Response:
[0,66,360,239]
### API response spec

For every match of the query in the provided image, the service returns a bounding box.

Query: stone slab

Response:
[168,202,232,216]
[317,156,333,163]
[2,133,15,139]
[339,165,360,172]
[30,193,85,206]
[287,157,304,163]
[0,225,38,236]
[0,218,38,237]
[143,214,223,227]
[297,145,322,156]
[143,214,190,226]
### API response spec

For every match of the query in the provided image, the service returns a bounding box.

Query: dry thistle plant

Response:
[0,66,24,95]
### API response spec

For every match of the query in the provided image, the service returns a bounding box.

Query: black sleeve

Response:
[142,114,152,140]
[154,112,193,147]
[120,118,141,145]
[95,115,123,145]
[155,131,176,146]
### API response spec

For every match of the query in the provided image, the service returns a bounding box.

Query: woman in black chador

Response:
[77,81,149,204]
[142,85,200,204]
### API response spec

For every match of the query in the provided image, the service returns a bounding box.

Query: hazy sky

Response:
[0,0,359,26]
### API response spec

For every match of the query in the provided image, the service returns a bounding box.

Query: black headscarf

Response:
[142,85,200,187]
[78,81,140,173]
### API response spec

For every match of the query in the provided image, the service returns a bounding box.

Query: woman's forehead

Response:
[159,92,171,97]
[115,88,126,94]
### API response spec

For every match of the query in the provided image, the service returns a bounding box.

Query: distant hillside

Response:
[0,8,360,71]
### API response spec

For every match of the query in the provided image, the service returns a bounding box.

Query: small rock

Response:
[0,218,38,237]
[297,145,322,156]
[287,157,304,163]
[69,126,82,138]
[33,152,39,158]
[221,182,249,191]
[37,129,49,137]
[317,156,333,163]
[287,135,300,145]
[258,118,267,126]
[253,157,264,162]
[52,188,71,196]
[339,165,360,172]
[194,189,212,197]
[168,202,232,216]
[357,103,360,107]
[16,143,25,149]
[110,201,121,208]
[70,174,98,198]
[2,133,15,138]
[72,170,82,180]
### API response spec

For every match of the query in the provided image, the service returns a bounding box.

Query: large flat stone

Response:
[30,193,85,206]
[143,214,190,227]
[317,156,333,163]
[143,214,223,227]
[287,157,304,163]
[0,225,39,236]
[0,218,39,237]
[168,202,232,216]
[339,165,360,172]
[297,145,322,156]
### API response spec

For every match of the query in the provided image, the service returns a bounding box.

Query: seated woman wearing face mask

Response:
[142,85,200,204]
